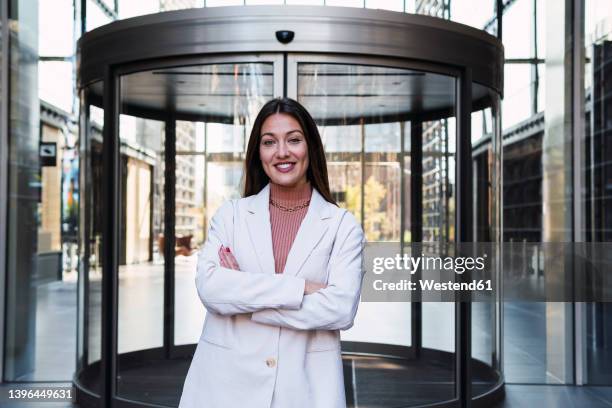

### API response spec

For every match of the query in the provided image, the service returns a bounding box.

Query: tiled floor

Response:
[503,302,548,383]
[496,384,612,408]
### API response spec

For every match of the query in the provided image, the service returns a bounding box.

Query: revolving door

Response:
[76,6,504,408]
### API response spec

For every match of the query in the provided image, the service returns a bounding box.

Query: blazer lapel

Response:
[245,183,333,276]
[245,184,276,275]
[282,187,332,277]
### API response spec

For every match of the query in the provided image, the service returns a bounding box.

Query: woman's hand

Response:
[304,281,327,295]
[218,245,240,270]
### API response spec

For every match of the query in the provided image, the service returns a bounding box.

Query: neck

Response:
[269,180,312,203]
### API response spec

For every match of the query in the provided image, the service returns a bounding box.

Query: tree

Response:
[345,176,388,241]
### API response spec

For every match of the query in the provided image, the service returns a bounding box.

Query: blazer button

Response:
[265,358,276,368]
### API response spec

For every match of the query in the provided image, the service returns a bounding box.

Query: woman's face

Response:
[259,113,309,188]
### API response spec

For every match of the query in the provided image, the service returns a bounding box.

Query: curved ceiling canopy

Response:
[79,6,503,123]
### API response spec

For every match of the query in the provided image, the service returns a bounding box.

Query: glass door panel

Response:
[174,62,278,347]
[115,110,165,402]
[421,114,457,369]
[115,58,280,405]
[470,87,502,395]
[78,89,104,395]
[290,56,458,407]
[174,120,204,346]
[419,114,457,405]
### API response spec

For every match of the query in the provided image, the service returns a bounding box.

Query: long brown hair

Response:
[243,98,337,206]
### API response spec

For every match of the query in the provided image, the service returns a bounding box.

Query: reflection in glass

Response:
[422,119,455,243]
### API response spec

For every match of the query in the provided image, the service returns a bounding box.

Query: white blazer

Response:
[178,183,365,408]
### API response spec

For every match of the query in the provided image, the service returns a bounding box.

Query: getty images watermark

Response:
[371,252,491,293]
[360,242,612,302]
[361,242,495,302]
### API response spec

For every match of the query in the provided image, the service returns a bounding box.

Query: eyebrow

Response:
[261,129,304,137]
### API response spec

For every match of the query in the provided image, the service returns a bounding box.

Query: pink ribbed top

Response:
[269,181,313,274]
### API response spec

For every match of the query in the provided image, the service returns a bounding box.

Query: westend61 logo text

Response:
[372,254,487,275]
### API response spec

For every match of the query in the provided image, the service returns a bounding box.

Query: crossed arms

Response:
[195,200,366,331]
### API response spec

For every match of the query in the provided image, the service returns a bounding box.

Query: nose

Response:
[276,140,289,158]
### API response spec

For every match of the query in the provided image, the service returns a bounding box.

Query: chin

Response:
[273,179,299,187]
[270,175,305,188]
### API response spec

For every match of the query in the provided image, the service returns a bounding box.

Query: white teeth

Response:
[276,163,293,169]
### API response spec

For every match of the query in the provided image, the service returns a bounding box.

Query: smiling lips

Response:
[274,162,296,173]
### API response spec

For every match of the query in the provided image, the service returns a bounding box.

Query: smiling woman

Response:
[244,98,334,201]
[259,113,310,187]
[178,98,366,408]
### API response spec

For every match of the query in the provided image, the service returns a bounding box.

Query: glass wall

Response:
[0,0,84,384]
[498,0,572,386]
[502,4,548,383]
[39,0,75,113]
[86,0,114,31]
[584,0,612,386]
[3,0,40,382]
[502,0,545,130]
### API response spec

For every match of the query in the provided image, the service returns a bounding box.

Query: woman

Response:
[179,98,365,408]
